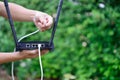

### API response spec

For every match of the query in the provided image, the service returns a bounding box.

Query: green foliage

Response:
[1,0,120,80]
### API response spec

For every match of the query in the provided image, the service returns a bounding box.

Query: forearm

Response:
[0,52,22,64]
[0,1,37,21]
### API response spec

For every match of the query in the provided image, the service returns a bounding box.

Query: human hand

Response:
[17,50,49,59]
[33,12,53,31]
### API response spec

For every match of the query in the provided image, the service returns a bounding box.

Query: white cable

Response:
[38,44,43,80]
[11,48,16,80]
[11,62,15,80]
[11,30,39,80]
[18,30,39,42]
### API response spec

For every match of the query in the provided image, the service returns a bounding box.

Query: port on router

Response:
[31,44,37,48]
[26,44,30,48]
[41,44,45,47]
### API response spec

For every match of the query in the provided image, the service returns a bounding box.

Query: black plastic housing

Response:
[16,41,54,51]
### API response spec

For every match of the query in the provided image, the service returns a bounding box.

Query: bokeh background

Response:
[0,0,120,80]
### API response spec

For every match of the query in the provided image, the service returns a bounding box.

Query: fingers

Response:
[33,12,53,31]
[38,16,52,31]
[41,50,49,55]
[46,16,53,27]
[21,49,49,58]
[22,50,38,55]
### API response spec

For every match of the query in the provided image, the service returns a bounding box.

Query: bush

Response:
[1,0,120,80]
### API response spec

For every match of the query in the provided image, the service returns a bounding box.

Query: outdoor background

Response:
[0,0,120,80]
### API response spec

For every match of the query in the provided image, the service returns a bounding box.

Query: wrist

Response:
[0,2,4,16]
[32,11,47,22]
[28,10,39,22]
[14,51,25,60]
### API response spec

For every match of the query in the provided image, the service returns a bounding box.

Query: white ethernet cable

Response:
[18,30,39,42]
[11,29,44,80]
[11,49,16,80]
[38,44,43,80]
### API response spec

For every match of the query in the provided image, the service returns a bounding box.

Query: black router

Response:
[4,0,63,51]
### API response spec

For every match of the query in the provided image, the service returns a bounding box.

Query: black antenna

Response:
[49,0,63,45]
[4,0,18,47]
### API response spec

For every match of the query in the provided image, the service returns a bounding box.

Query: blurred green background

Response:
[0,0,120,80]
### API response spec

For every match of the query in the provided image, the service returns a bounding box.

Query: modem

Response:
[4,0,63,51]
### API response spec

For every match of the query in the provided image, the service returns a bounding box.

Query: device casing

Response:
[16,42,54,51]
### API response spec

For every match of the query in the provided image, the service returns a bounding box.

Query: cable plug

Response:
[38,44,42,49]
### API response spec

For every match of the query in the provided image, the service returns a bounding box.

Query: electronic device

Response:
[4,0,63,51]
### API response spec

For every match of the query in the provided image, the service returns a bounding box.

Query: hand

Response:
[17,50,49,59]
[33,12,53,31]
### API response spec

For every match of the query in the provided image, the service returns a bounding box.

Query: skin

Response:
[0,2,53,64]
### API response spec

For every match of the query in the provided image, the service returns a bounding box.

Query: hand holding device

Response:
[17,49,49,59]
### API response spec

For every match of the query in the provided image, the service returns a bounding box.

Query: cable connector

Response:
[38,44,42,48]
[38,44,43,80]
